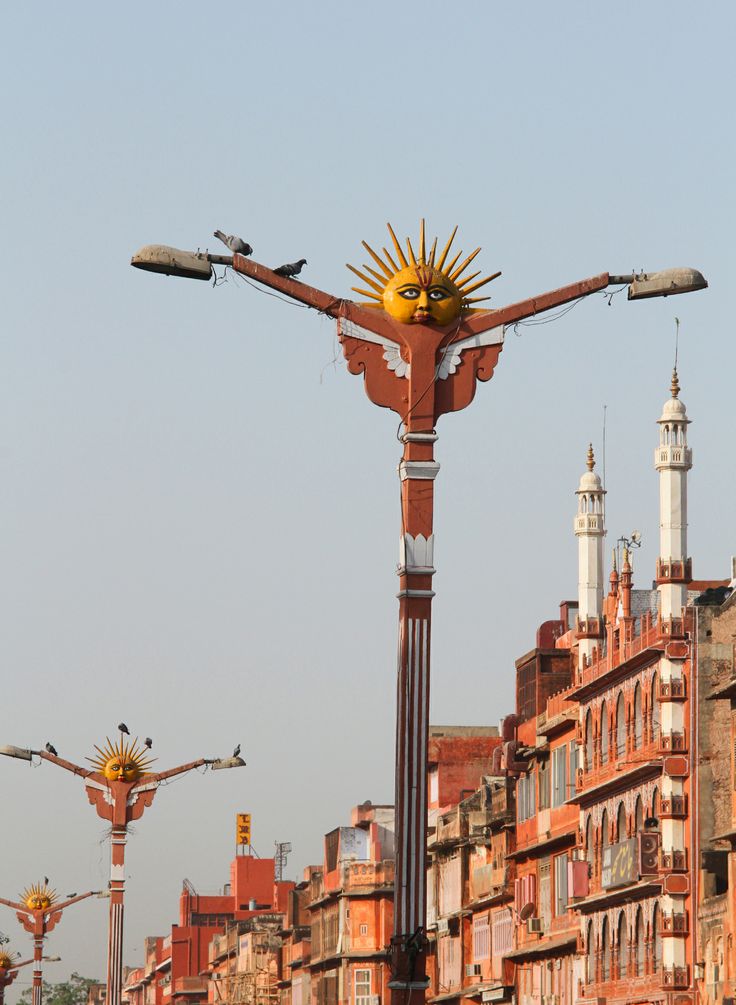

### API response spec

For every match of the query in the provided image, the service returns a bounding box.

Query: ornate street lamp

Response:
[1,735,244,1005]
[0,883,97,1005]
[0,948,60,1005]
[131,222,706,1003]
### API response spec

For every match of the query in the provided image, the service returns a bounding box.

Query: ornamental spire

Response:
[586,443,595,471]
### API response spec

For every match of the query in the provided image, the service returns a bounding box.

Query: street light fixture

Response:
[0,885,100,1005]
[131,222,706,1003]
[1,734,244,1005]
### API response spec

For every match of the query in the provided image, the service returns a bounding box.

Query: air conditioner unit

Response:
[368,996,380,1005]
[465,964,482,978]
[527,918,543,934]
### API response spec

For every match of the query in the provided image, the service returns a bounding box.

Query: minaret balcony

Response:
[574,514,604,534]
[656,558,692,585]
[659,729,687,754]
[657,676,687,701]
[660,848,688,872]
[660,794,688,818]
[658,616,686,640]
[661,965,690,990]
[575,616,604,639]
[654,445,693,470]
[661,910,689,936]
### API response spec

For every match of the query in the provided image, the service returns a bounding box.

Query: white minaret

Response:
[574,444,606,667]
[655,369,692,621]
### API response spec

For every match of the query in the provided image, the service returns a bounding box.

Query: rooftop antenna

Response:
[602,403,607,511]
[274,841,292,882]
[674,317,680,372]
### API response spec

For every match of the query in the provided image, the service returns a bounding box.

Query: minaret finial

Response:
[611,547,617,573]
[586,443,595,471]
[671,317,681,398]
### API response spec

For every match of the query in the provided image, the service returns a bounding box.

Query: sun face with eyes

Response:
[21,884,56,913]
[87,736,154,782]
[0,952,15,972]
[347,221,501,327]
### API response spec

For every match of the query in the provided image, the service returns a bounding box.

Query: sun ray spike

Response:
[428,237,437,266]
[363,263,389,287]
[463,295,492,304]
[382,247,399,272]
[444,250,463,276]
[449,248,482,282]
[456,270,481,291]
[459,271,502,296]
[406,237,417,266]
[436,226,458,272]
[346,264,384,294]
[351,286,384,301]
[386,223,408,269]
[418,220,426,264]
[362,241,393,279]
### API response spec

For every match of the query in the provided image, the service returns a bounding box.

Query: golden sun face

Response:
[22,883,56,912]
[87,736,154,782]
[0,952,15,971]
[347,221,501,326]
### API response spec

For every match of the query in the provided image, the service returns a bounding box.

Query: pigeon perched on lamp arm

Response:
[118,723,129,735]
[233,744,241,758]
[214,231,253,256]
[45,742,58,756]
[273,259,307,278]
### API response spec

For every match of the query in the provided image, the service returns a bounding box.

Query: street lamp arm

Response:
[0,898,24,912]
[8,957,35,971]
[456,272,611,339]
[35,750,92,778]
[55,891,101,911]
[230,254,397,340]
[146,758,208,785]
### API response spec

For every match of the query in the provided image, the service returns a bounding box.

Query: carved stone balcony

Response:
[661,911,689,936]
[659,729,687,754]
[656,558,692,585]
[660,848,688,872]
[658,676,687,701]
[660,794,688,819]
[661,964,690,989]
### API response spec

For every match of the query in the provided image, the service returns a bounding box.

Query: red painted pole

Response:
[107,828,127,1005]
[31,937,43,1005]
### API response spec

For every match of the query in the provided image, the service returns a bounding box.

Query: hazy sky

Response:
[1,1,734,994]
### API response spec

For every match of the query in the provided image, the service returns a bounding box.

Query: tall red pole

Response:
[31,937,44,1005]
[107,829,126,1005]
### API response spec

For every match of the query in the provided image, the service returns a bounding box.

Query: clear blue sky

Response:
[1,0,734,992]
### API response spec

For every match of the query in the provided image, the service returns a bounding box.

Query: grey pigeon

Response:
[118,722,129,735]
[144,737,153,749]
[273,259,307,278]
[44,877,49,885]
[233,744,241,758]
[45,742,58,756]
[214,230,253,256]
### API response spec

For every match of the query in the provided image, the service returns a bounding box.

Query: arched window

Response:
[633,683,643,749]
[635,796,644,833]
[652,903,662,970]
[651,787,660,823]
[617,912,628,979]
[586,921,595,984]
[651,678,660,740]
[600,701,609,764]
[663,424,670,445]
[634,908,645,976]
[616,802,627,841]
[585,709,594,771]
[601,809,610,852]
[616,692,626,757]
[585,815,594,868]
[601,917,611,982]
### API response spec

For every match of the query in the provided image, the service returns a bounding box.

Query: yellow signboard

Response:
[236,813,251,846]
